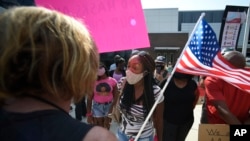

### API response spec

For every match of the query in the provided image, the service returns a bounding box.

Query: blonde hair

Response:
[0,6,99,103]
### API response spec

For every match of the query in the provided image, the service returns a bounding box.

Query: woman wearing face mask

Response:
[162,72,199,141]
[116,51,164,141]
[86,63,119,129]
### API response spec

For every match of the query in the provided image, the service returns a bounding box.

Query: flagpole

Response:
[134,12,206,141]
[242,3,250,57]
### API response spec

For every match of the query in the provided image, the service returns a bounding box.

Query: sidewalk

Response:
[186,104,202,141]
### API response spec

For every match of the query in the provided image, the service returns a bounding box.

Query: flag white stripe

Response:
[182,48,250,83]
[177,64,250,93]
[214,56,250,75]
[177,48,250,90]
[177,62,249,85]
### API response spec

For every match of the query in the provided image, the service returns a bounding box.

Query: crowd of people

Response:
[0,4,250,141]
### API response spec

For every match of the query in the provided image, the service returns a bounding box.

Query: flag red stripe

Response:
[177,48,250,93]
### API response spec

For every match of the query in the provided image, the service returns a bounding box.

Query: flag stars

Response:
[189,20,220,67]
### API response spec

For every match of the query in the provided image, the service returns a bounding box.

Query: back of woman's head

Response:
[0,6,99,102]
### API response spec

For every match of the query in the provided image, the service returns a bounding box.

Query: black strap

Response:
[25,95,69,115]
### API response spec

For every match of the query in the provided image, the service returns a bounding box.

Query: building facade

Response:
[101,8,249,67]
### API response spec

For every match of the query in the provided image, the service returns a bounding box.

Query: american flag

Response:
[176,19,250,93]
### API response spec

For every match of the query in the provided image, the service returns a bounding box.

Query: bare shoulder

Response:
[82,126,118,141]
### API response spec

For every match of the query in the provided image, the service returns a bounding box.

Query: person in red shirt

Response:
[204,51,250,124]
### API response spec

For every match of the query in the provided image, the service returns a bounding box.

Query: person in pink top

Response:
[204,51,250,124]
[87,63,119,129]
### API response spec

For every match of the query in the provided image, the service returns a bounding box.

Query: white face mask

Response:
[98,67,105,76]
[126,70,144,84]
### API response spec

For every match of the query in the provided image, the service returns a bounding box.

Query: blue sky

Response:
[141,0,250,10]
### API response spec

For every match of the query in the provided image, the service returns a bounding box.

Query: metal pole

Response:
[242,3,250,57]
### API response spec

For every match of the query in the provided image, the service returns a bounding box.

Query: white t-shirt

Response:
[109,63,116,71]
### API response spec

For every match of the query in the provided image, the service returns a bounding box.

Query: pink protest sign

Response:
[35,0,150,53]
